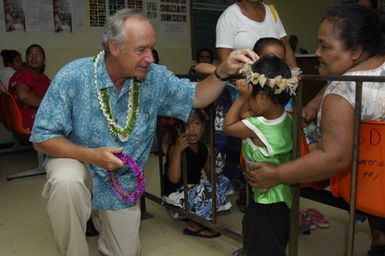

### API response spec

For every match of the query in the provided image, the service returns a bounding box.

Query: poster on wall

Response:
[159,0,188,35]
[25,0,54,32]
[145,0,157,20]
[70,0,85,32]
[89,0,144,28]
[1,0,84,32]
[108,0,125,16]
[0,1,5,31]
[127,0,143,13]
[89,0,106,27]
[3,0,26,32]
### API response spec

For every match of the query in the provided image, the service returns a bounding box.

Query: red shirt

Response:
[9,68,50,130]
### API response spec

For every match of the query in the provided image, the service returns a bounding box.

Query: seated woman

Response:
[8,44,50,130]
[163,109,223,238]
[188,48,214,75]
[246,4,385,255]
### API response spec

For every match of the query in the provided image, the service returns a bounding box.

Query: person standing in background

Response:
[215,0,297,68]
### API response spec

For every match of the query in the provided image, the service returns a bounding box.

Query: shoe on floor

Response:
[306,208,330,228]
[299,210,316,231]
[236,199,246,213]
[183,227,221,238]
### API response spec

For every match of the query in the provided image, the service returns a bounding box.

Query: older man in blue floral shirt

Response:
[31,9,256,256]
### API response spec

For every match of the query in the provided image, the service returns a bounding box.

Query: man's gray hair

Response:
[102,9,147,54]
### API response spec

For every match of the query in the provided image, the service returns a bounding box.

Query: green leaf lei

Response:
[94,51,140,142]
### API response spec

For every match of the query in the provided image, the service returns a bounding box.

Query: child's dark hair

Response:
[1,49,21,67]
[250,55,292,106]
[252,37,285,56]
[169,109,206,144]
[189,108,206,123]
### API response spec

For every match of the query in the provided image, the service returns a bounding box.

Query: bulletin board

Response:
[190,0,232,60]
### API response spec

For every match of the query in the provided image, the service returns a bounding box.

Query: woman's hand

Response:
[301,85,326,126]
[246,162,281,190]
[301,103,318,126]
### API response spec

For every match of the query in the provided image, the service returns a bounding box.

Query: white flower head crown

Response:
[239,64,302,96]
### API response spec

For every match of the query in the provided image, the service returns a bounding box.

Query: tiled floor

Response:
[0,147,372,256]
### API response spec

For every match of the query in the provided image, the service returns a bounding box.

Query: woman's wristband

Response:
[214,67,229,81]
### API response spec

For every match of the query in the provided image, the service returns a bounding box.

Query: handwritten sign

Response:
[331,121,385,217]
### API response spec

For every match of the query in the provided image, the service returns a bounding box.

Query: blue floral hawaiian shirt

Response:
[30,53,196,209]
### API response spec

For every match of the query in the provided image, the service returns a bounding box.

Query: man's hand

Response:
[216,48,258,79]
[91,147,124,171]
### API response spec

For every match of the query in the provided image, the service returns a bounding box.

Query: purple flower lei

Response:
[109,153,145,203]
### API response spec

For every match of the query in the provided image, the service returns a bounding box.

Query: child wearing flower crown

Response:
[223,54,299,256]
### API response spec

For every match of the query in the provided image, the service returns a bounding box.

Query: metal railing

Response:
[142,73,385,256]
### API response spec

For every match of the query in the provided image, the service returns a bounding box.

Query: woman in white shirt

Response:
[216,0,296,68]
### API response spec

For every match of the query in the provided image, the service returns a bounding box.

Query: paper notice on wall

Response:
[3,0,26,32]
[24,0,53,32]
[69,0,84,32]
[145,0,157,20]
[2,0,84,32]
[159,0,187,35]
[0,0,5,32]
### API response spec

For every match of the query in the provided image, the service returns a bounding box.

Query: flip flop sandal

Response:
[183,228,221,238]
[299,210,316,231]
[306,208,330,228]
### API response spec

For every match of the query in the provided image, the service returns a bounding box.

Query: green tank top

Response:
[242,111,293,208]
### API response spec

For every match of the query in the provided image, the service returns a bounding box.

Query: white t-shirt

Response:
[318,61,385,124]
[0,66,16,90]
[216,3,287,50]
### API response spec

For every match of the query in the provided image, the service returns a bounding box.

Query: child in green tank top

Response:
[223,55,299,256]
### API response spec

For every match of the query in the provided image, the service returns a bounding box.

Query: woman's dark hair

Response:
[250,55,292,106]
[1,49,21,67]
[196,48,214,63]
[324,3,385,57]
[26,44,46,73]
[253,37,285,56]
